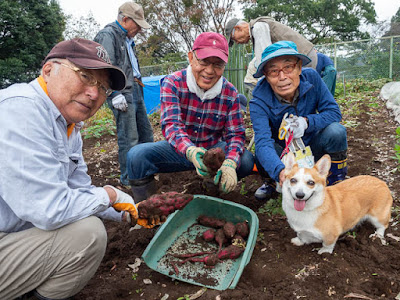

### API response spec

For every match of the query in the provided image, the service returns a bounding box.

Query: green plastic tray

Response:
[141,195,259,290]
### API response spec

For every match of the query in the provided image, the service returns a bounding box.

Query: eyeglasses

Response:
[265,60,300,78]
[53,61,113,97]
[193,51,226,70]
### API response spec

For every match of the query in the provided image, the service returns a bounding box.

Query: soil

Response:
[76,89,400,300]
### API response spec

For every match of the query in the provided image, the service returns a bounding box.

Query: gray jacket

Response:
[94,22,137,95]
[249,17,314,56]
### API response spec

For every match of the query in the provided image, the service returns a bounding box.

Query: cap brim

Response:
[196,48,228,63]
[134,19,150,29]
[253,49,311,78]
[69,57,126,91]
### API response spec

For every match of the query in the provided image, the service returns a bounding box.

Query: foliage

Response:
[63,12,101,40]
[0,0,65,88]
[82,106,116,139]
[394,127,400,169]
[242,0,377,44]
[136,0,238,54]
[257,195,285,216]
[383,8,400,37]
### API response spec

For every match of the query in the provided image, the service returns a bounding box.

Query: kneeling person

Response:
[127,32,254,200]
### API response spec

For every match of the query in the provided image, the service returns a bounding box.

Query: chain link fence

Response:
[140,36,400,96]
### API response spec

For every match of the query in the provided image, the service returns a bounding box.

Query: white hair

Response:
[40,58,66,76]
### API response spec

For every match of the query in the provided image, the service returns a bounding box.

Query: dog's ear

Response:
[315,154,331,178]
[283,152,297,171]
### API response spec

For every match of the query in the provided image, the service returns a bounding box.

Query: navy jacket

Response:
[249,68,341,181]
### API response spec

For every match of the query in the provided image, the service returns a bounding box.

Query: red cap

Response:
[192,32,229,63]
[43,38,126,91]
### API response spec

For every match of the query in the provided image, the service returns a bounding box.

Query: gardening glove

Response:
[186,146,210,177]
[213,159,238,193]
[105,185,163,228]
[111,94,128,111]
[288,116,308,139]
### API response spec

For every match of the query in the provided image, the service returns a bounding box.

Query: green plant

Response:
[135,288,142,294]
[177,295,190,300]
[131,273,138,280]
[257,195,285,216]
[394,127,400,169]
[239,182,248,195]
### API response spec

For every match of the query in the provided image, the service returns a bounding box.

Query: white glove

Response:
[112,94,128,111]
[104,185,138,224]
[288,116,308,139]
[186,146,210,177]
[213,159,238,193]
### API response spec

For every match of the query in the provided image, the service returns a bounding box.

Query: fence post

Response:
[389,36,393,79]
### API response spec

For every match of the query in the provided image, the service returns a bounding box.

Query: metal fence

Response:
[140,35,400,96]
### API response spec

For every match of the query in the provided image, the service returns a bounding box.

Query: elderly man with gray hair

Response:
[94,2,154,186]
[225,17,318,69]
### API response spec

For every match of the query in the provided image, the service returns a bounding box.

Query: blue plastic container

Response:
[142,195,259,290]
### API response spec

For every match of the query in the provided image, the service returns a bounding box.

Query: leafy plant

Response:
[240,182,248,195]
[257,195,285,216]
[82,106,116,139]
[394,127,400,169]
[177,295,190,300]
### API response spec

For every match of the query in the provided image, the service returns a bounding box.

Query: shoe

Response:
[254,183,276,201]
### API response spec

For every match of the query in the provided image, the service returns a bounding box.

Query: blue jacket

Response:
[249,68,342,181]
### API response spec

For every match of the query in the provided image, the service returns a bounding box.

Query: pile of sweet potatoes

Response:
[171,215,249,273]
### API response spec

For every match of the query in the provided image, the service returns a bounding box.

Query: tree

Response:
[0,0,65,88]
[64,11,101,40]
[242,0,377,44]
[136,0,238,56]
[383,7,400,37]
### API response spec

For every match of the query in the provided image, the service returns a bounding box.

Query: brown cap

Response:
[43,38,126,91]
[119,2,150,29]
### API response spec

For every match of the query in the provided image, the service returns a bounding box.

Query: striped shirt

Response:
[160,69,245,164]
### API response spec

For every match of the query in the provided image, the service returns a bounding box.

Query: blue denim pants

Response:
[256,122,347,178]
[126,140,255,181]
[107,82,154,185]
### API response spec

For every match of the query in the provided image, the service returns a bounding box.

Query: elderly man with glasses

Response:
[126,32,254,199]
[249,41,348,201]
[0,38,163,300]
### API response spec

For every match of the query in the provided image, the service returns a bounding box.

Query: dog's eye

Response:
[290,178,297,184]
[307,180,315,186]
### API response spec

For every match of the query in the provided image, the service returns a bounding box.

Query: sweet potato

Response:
[138,192,193,218]
[202,228,216,242]
[223,221,236,239]
[217,244,245,260]
[179,254,219,266]
[215,228,228,253]
[197,215,226,228]
[203,148,225,174]
[235,221,249,238]
[172,251,214,258]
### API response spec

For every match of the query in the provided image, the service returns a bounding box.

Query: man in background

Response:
[94,1,154,186]
[225,17,317,69]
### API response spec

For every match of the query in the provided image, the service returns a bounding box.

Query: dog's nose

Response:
[295,191,305,199]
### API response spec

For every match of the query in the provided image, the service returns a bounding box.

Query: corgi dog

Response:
[282,152,393,254]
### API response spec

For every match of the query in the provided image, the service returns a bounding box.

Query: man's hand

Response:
[105,185,138,225]
[104,185,165,228]
[288,116,308,139]
[112,94,128,111]
[213,159,237,193]
[186,146,210,177]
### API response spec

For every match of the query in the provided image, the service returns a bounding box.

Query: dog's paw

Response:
[291,237,304,246]
[317,245,334,255]
[369,232,387,245]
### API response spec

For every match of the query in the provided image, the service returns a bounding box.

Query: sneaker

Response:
[254,183,276,201]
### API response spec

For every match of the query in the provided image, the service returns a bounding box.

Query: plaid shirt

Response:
[161,69,245,164]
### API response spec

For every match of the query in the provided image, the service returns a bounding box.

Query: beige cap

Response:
[119,2,150,29]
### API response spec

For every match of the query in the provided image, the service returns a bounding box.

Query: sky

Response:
[58,0,399,29]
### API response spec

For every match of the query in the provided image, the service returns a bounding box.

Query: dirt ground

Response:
[76,88,400,300]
